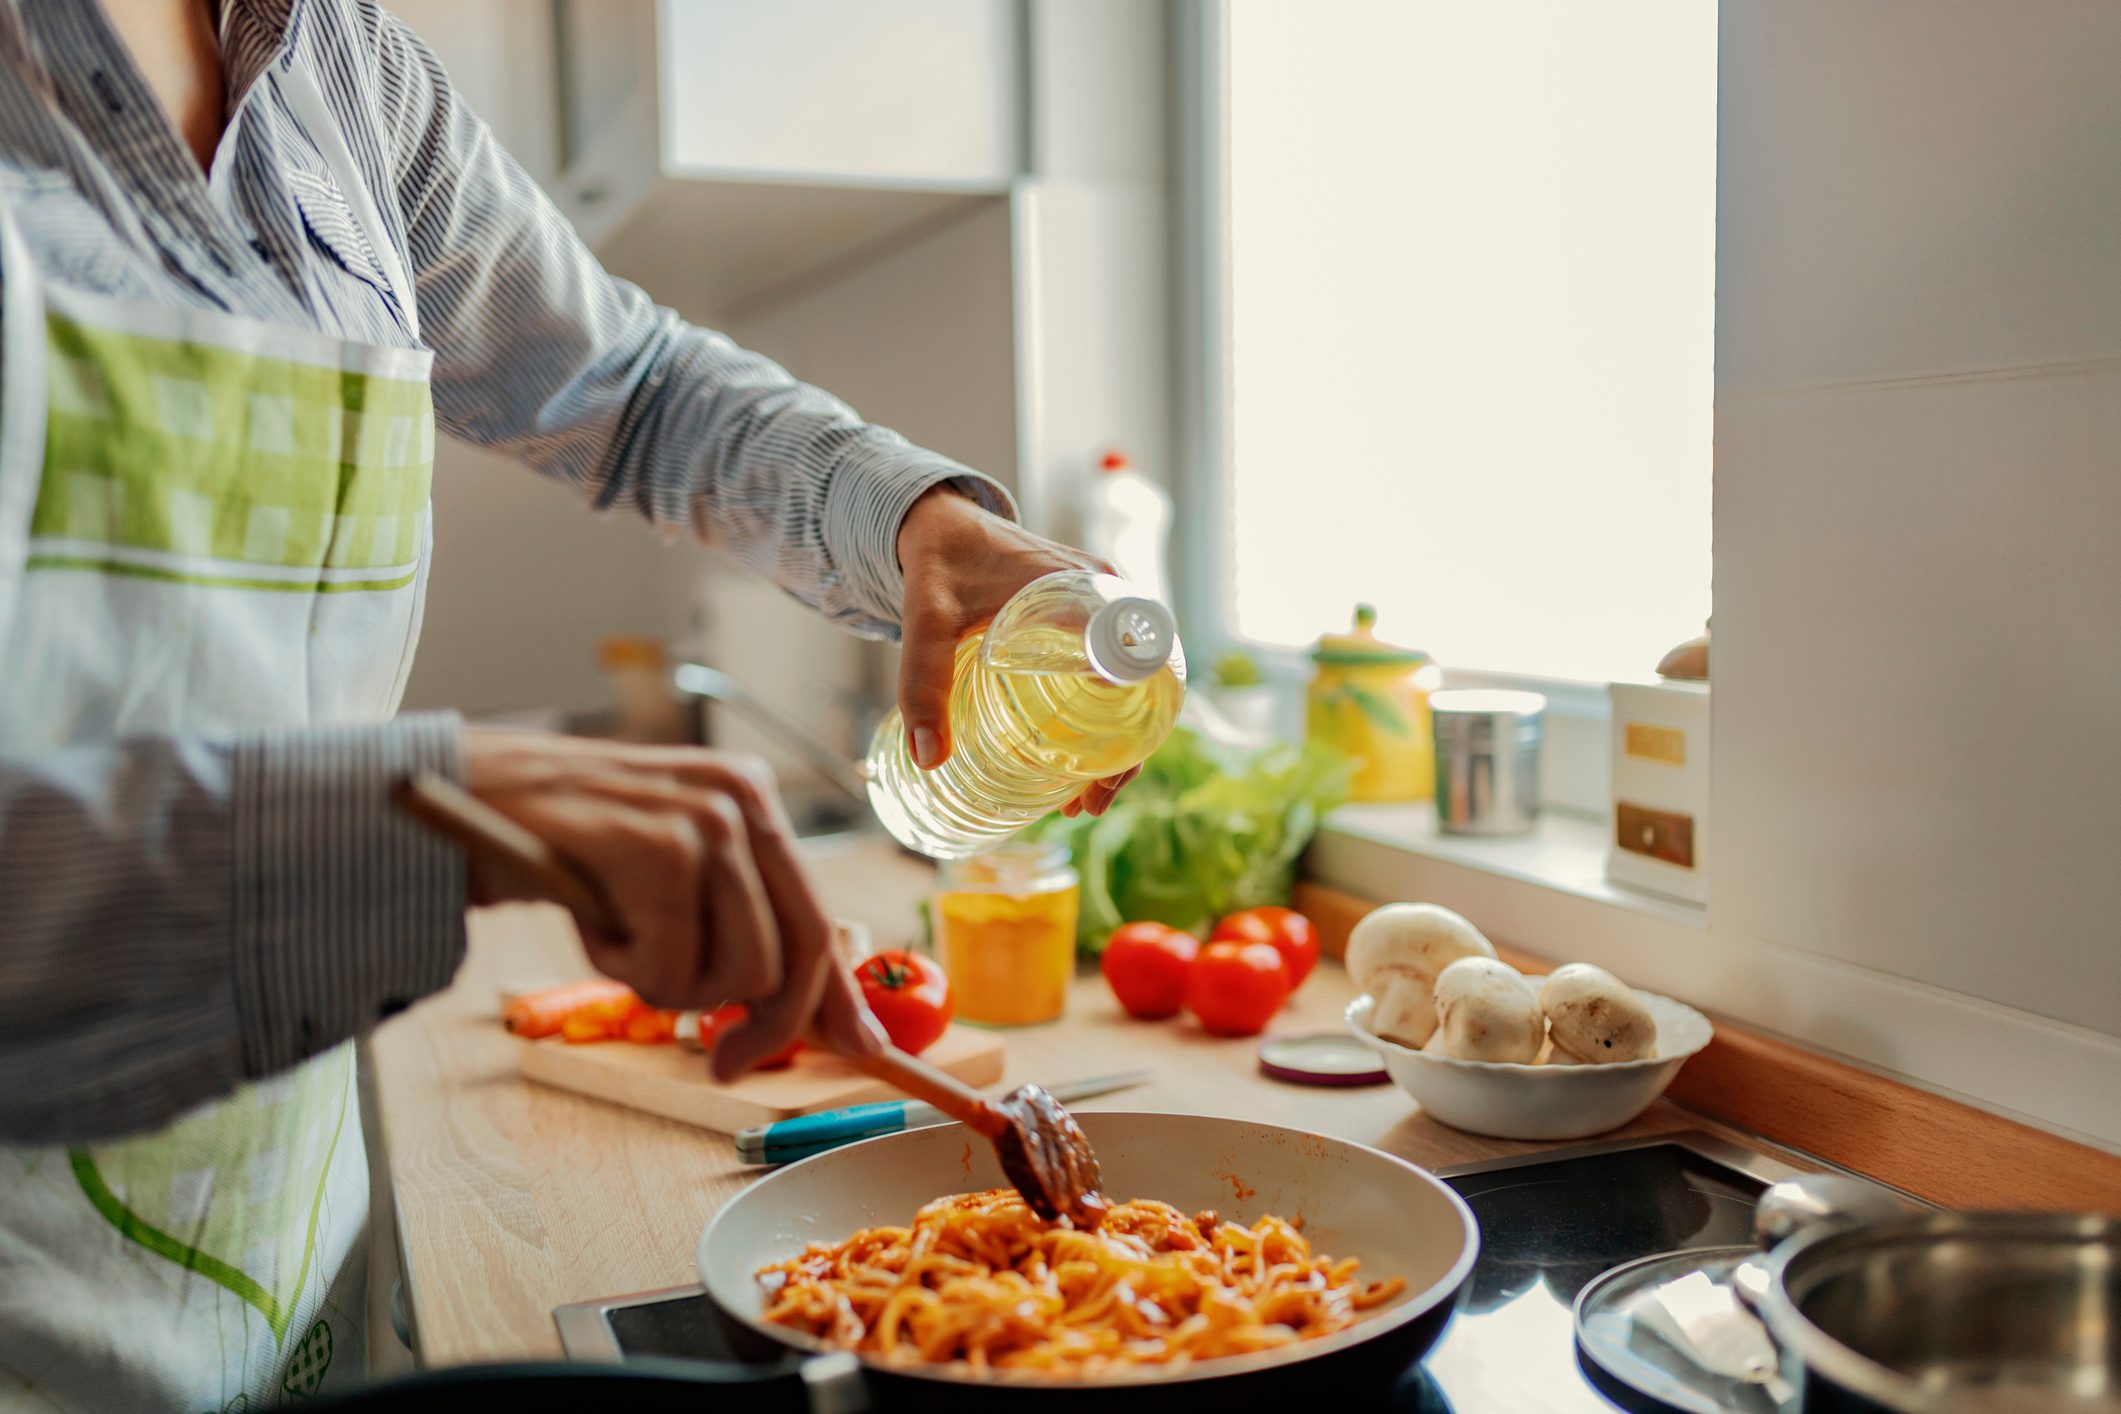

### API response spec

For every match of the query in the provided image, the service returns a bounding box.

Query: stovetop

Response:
[555,1132,1825,1413]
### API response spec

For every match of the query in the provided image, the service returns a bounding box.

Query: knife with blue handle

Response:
[734,1069,1152,1166]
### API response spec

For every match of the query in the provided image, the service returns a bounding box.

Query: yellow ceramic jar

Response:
[1306,604,1442,802]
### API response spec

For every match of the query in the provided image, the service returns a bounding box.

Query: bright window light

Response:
[1223,0,1716,684]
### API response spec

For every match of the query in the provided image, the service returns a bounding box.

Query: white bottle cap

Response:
[1086,597,1176,683]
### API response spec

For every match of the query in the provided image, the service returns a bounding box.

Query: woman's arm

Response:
[349,10,1136,811]
[359,7,1013,639]
[0,721,466,1143]
[0,720,894,1141]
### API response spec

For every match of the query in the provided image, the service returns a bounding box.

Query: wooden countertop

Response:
[368,839,1727,1367]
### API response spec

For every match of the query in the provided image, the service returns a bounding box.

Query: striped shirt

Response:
[0,0,1011,1141]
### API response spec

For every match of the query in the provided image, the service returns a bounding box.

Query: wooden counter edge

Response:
[1293,881,2121,1215]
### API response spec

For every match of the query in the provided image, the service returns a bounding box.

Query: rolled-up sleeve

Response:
[364,7,1015,637]
[0,717,466,1143]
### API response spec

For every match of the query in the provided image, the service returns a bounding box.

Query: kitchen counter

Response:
[368,837,1731,1367]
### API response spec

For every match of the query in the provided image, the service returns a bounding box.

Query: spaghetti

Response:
[755,1188,1405,1375]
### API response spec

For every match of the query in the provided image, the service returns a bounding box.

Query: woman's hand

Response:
[894,487,1143,817]
[458,728,882,1078]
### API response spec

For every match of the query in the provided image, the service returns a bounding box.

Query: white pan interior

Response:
[699,1110,1479,1386]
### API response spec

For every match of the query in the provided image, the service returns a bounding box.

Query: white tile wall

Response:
[1717,1,2121,394]
[1714,367,2121,1034]
[1711,0,2121,1099]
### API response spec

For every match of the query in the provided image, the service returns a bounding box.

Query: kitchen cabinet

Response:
[549,0,1021,319]
[656,0,1021,189]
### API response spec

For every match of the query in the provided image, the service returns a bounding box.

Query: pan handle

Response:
[797,1352,867,1414]
[1754,1173,1913,1250]
[1733,1174,1916,1406]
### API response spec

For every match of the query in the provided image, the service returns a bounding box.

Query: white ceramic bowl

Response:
[1346,990,1714,1141]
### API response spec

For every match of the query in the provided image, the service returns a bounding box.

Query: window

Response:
[1199,0,1716,686]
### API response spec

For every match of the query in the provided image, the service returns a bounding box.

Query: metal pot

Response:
[1743,1174,2121,1412]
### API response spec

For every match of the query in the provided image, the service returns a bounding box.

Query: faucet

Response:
[669,662,870,805]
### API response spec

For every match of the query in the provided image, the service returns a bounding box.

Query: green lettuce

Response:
[1028,724,1353,953]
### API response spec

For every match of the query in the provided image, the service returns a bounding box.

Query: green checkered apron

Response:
[0,85,433,1411]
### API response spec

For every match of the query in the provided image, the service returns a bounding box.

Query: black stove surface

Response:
[1421,1139,1773,1413]
[565,1133,1791,1413]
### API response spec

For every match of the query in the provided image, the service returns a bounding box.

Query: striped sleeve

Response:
[230,715,467,1082]
[360,6,1015,637]
[0,716,466,1143]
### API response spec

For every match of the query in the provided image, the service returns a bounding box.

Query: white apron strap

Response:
[0,196,48,646]
[278,67,421,342]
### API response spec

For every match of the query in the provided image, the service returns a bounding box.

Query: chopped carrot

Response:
[560,1013,612,1044]
[504,979,637,1038]
[505,978,687,1046]
[622,1008,679,1045]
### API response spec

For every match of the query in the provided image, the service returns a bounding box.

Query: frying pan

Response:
[697,1111,1480,1410]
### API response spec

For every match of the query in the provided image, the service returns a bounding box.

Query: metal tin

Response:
[1430,689,1546,836]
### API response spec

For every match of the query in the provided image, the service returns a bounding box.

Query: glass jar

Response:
[934,841,1080,1026]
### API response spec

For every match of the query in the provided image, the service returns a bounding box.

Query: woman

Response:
[0,2,1132,1407]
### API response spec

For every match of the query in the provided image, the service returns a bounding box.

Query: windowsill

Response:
[1317,803,1708,928]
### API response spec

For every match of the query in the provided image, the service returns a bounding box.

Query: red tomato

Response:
[1210,906,1321,990]
[855,950,954,1056]
[698,1004,804,1069]
[1184,941,1291,1037]
[1101,922,1201,1019]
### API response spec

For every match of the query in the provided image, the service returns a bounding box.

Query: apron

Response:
[0,73,433,1413]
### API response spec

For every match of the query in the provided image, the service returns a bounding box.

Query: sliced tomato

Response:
[1210,906,1321,991]
[854,950,954,1056]
[698,1004,804,1069]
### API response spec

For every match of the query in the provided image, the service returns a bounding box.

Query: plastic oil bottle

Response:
[865,570,1186,859]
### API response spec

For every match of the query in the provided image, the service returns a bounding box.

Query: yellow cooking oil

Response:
[865,570,1185,859]
[935,842,1080,1025]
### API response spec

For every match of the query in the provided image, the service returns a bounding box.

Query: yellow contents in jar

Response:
[935,843,1080,1026]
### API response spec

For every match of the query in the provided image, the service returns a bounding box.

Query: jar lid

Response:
[1310,604,1430,667]
[941,840,1075,891]
[597,635,666,670]
[1429,689,1548,718]
[1257,1032,1391,1086]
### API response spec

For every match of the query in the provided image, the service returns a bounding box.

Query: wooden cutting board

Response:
[518,1024,1006,1134]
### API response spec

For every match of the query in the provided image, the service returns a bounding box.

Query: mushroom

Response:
[1346,903,1496,1049]
[1424,957,1545,1063]
[1540,963,1658,1063]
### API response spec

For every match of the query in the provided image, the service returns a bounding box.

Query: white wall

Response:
[719,200,1019,491]
[1012,0,1175,542]
[398,444,697,716]
[1712,5,2121,1052]
[703,198,1021,772]
[392,0,697,717]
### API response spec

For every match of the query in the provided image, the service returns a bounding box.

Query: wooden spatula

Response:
[392,771,1106,1223]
